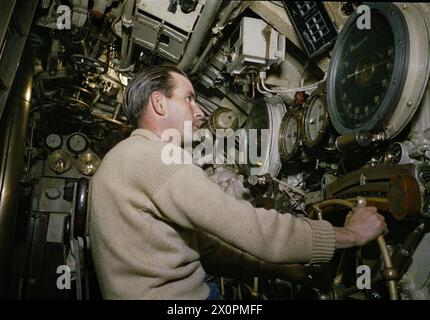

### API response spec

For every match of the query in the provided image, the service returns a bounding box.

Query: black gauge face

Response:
[327,3,409,135]
[335,12,394,127]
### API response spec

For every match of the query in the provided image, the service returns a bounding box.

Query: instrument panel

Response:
[45,132,100,176]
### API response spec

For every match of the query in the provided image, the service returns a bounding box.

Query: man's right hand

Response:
[334,206,387,249]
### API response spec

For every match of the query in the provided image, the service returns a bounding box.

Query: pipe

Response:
[0,49,34,297]
[74,178,89,238]
[120,0,135,69]
[313,198,399,300]
[189,1,239,75]
[177,0,222,72]
[260,76,320,94]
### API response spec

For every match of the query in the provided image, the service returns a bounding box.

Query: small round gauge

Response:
[77,152,101,176]
[384,143,403,164]
[45,133,63,150]
[67,133,88,154]
[48,150,73,174]
[303,90,329,147]
[279,112,301,160]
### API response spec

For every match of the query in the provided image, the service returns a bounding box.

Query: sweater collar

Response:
[130,128,163,141]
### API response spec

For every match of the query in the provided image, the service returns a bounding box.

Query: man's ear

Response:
[149,91,167,116]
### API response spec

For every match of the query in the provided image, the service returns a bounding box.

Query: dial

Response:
[67,133,88,154]
[279,112,301,160]
[77,152,101,176]
[45,134,62,150]
[327,3,408,135]
[46,187,61,200]
[384,143,402,164]
[303,90,329,147]
[48,150,73,174]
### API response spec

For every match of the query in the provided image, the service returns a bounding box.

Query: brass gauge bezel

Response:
[77,152,101,176]
[48,150,74,174]
[279,110,302,161]
[302,89,329,148]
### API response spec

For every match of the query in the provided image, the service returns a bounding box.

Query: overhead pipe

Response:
[189,0,240,75]
[177,0,222,72]
[120,0,136,69]
[0,49,34,297]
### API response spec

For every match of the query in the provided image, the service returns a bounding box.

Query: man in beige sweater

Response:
[89,65,386,299]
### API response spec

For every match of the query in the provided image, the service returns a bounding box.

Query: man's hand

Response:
[334,207,386,249]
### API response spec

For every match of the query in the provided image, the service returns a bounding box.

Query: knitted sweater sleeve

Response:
[196,231,312,282]
[150,164,336,264]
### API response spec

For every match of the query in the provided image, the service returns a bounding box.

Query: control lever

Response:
[353,197,399,300]
[313,197,399,299]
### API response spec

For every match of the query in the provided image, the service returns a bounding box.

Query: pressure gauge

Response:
[67,133,88,154]
[326,3,430,139]
[45,133,62,150]
[303,90,329,147]
[279,111,301,161]
[77,152,101,176]
[48,150,73,174]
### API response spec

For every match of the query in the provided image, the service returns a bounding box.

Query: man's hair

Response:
[123,65,188,126]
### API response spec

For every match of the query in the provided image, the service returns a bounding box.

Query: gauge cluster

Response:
[225,2,430,300]
[45,132,100,177]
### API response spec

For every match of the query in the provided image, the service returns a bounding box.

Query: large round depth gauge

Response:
[327,3,430,139]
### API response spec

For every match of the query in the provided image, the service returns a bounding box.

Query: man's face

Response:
[163,72,204,140]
